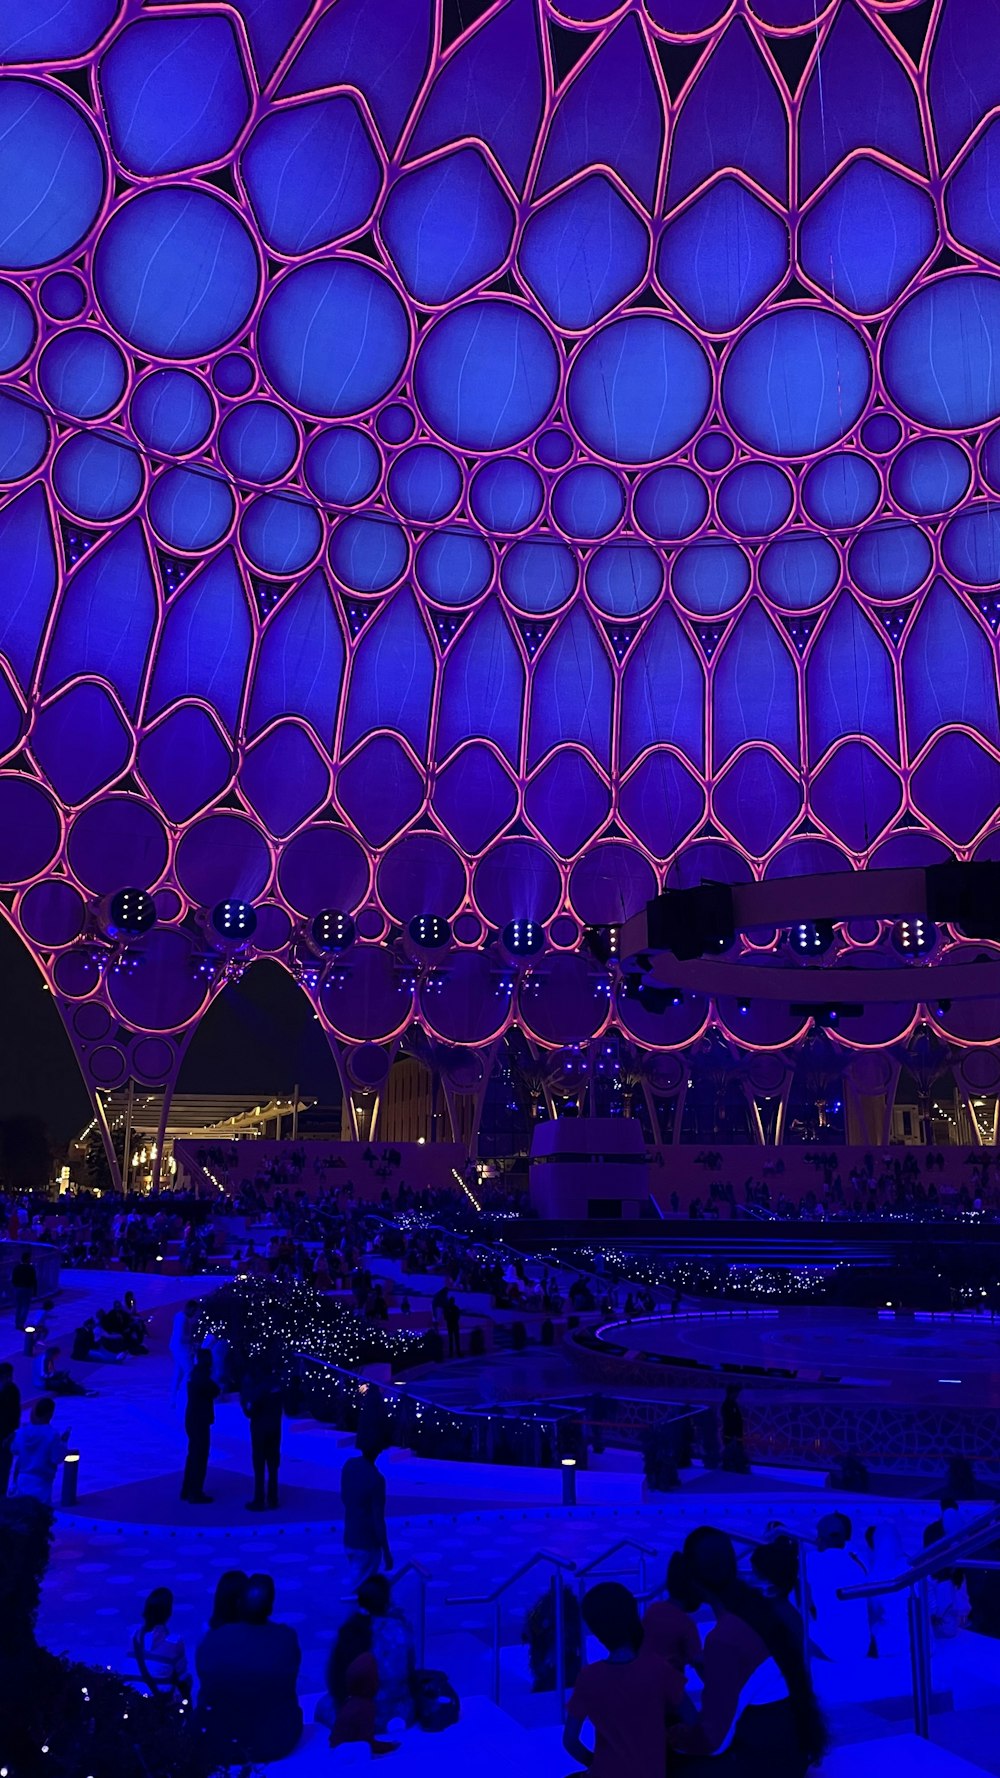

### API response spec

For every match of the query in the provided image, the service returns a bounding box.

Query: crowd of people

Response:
[560,1497,987,1778]
[116,1496,969,1773]
[125,1551,452,1762]
[742,1150,1000,1223]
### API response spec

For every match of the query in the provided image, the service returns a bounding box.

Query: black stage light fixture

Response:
[583,924,620,965]
[623,974,684,1014]
[788,918,835,957]
[211,899,257,942]
[891,916,937,957]
[106,888,156,937]
[311,909,355,953]
[408,913,451,950]
[926,860,1000,939]
[647,882,735,960]
[502,918,544,956]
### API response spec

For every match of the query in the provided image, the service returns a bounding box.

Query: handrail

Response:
[831,1503,1000,1740]
[577,1537,657,1573]
[388,1560,430,1667]
[447,1548,576,1606]
[448,1549,577,1716]
[578,1536,658,1594]
[838,1501,1000,1600]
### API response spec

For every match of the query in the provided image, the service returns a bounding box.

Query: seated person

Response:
[644,1554,703,1673]
[195,1572,302,1764]
[71,1319,126,1364]
[129,1587,189,1698]
[564,1582,684,1778]
[357,1573,417,1731]
[99,1301,147,1354]
[667,1528,826,1778]
[321,1612,399,1755]
[33,1344,87,1395]
[209,1569,247,1630]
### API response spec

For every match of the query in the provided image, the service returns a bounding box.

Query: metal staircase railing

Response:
[837,1502,1000,1737]
[448,1550,577,1712]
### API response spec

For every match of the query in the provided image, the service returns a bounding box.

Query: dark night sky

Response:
[0,924,342,1146]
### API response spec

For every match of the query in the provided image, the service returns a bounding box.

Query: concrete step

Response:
[819,1733,993,1776]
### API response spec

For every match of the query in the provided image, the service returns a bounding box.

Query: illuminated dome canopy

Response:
[3,0,1000,1124]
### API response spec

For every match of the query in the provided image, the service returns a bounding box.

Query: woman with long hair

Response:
[129,1586,189,1699]
[322,1610,397,1753]
[209,1569,247,1629]
[668,1527,827,1777]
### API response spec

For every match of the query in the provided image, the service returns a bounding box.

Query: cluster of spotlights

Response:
[788,919,835,957]
[211,899,257,942]
[502,918,544,957]
[105,888,157,937]
[892,917,937,957]
[311,909,355,953]
[408,914,451,950]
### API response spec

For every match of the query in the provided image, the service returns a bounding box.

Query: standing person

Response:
[169,1300,199,1405]
[750,1537,806,1648]
[667,1526,826,1776]
[564,1581,684,1778]
[341,1438,392,1587]
[0,1360,22,1495]
[807,1513,870,1663]
[12,1248,37,1331]
[644,1553,703,1674]
[181,1348,218,1505]
[721,1385,748,1472]
[241,1360,283,1511]
[443,1293,461,1358]
[8,1397,69,1504]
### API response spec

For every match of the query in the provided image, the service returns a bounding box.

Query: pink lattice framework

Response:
[0,0,999,1172]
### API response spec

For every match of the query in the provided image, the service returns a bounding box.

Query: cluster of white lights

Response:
[893,917,937,957]
[503,918,544,956]
[788,919,834,956]
[199,1275,425,1370]
[561,1244,833,1302]
[409,914,450,949]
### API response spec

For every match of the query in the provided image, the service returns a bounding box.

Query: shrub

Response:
[0,1498,217,1778]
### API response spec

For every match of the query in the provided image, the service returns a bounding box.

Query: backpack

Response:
[411,1668,459,1732]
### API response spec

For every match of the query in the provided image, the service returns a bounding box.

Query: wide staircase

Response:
[276,1505,1000,1777]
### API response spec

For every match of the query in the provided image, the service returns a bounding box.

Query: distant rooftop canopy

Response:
[2,0,1000,1154]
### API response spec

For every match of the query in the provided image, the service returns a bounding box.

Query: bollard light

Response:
[561,1456,577,1507]
[60,1451,80,1507]
[23,1325,36,1357]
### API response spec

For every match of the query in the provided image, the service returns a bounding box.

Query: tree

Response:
[0,1115,51,1193]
